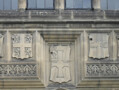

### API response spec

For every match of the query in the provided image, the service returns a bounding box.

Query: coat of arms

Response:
[12,34,32,59]
[89,33,109,59]
[50,45,71,83]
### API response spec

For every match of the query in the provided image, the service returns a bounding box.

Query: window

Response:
[101,0,119,10]
[65,0,91,9]
[27,0,54,9]
[0,0,18,10]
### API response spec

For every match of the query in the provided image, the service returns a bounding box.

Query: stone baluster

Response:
[92,0,100,10]
[55,0,64,10]
[18,0,27,10]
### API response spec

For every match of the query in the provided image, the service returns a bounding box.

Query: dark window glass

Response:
[101,0,107,10]
[12,0,18,10]
[37,0,44,8]
[46,0,54,8]
[66,0,91,9]
[115,0,119,10]
[4,0,11,10]
[74,0,82,8]
[0,0,3,10]
[108,0,115,10]
[28,0,36,8]
[0,0,18,10]
[28,0,54,9]
[101,0,119,10]
[66,0,73,9]
[83,0,91,8]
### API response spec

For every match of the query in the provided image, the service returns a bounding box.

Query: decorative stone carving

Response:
[12,34,32,59]
[89,33,109,59]
[0,34,3,57]
[87,63,119,77]
[50,45,71,83]
[0,63,37,77]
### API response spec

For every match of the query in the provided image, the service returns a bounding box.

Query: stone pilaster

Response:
[55,0,64,10]
[18,0,27,10]
[92,0,100,10]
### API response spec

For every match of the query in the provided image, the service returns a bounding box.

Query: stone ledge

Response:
[78,80,119,88]
[0,10,119,22]
[0,80,44,89]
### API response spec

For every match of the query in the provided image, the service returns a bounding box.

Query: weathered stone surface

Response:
[50,45,71,83]
[18,0,27,10]
[55,0,64,9]
[12,34,32,59]
[92,0,100,9]
[89,33,109,59]
[0,0,119,89]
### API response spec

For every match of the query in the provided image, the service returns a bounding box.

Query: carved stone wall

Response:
[87,63,119,77]
[0,62,37,78]
[89,33,109,59]
[12,34,33,59]
[49,45,71,83]
[0,3,119,89]
[0,30,119,89]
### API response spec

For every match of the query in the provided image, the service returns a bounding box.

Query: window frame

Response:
[27,0,55,10]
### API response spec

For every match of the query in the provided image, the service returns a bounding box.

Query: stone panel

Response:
[86,63,119,77]
[77,31,119,88]
[0,62,37,78]
[0,0,119,89]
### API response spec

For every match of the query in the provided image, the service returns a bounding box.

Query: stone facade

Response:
[0,0,119,90]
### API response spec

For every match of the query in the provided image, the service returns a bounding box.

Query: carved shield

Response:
[12,34,32,59]
[89,33,109,59]
[50,45,71,83]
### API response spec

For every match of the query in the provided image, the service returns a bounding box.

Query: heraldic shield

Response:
[12,34,32,59]
[89,33,109,59]
[50,45,71,83]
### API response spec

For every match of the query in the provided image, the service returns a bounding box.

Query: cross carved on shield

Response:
[12,34,32,59]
